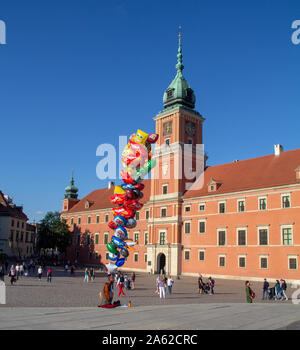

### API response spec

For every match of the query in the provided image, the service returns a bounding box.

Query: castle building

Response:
[61,35,300,282]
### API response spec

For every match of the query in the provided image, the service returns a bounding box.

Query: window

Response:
[165,138,170,146]
[134,232,139,243]
[187,138,193,145]
[238,200,245,212]
[25,232,29,242]
[10,230,14,241]
[17,221,19,228]
[288,256,297,270]
[199,203,205,211]
[259,197,267,210]
[16,231,19,241]
[105,252,110,260]
[95,251,99,259]
[218,230,226,246]
[239,256,246,268]
[135,211,140,220]
[184,222,191,234]
[238,230,246,246]
[210,185,215,191]
[282,195,291,208]
[260,256,268,269]
[134,253,138,262]
[70,217,74,225]
[144,254,148,263]
[104,233,109,245]
[199,221,206,234]
[282,227,293,245]
[159,231,166,245]
[167,90,173,99]
[144,232,148,245]
[199,250,205,261]
[259,229,268,245]
[219,202,225,213]
[20,232,24,242]
[161,208,167,218]
[185,206,191,213]
[96,215,100,223]
[78,217,81,225]
[105,214,109,223]
[11,219,14,227]
[162,185,168,195]
[94,233,99,245]
[145,210,149,220]
[87,216,91,224]
[184,250,190,260]
[219,255,226,267]
[22,222,24,229]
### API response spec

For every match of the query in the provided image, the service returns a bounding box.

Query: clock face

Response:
[185,122,195,136]
[163,121,172,136]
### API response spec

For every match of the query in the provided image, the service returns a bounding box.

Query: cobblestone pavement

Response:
[0,266,298,307]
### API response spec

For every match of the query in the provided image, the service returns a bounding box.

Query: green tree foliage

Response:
[37,211,72,254]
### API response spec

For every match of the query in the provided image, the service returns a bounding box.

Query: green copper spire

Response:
[65,169,78,199]
[163,28,196,109]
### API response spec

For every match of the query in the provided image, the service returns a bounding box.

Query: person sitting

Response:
[99,282,112,306]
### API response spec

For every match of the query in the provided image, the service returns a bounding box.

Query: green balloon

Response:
[107,242,117,254]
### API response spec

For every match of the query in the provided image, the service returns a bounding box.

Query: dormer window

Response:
[85,200,90,209]
[167,89,174,99]
[295,166,300,180]
[207,178,221,192]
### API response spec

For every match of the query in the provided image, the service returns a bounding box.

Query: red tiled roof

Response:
[184,148,300,198]
[66,179,151,213]
[0,191,28,220]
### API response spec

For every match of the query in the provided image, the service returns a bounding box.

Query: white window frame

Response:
[281,193,291,208]
[218,254,226,267]
[162,184,168,195]
[184,220,192,234]
[145,210,149,220]
[199,202,206,211]
[281,225,293,246]
[94,232,99,245]
[144,231,148,246]
[236,227,247,246]
[198,219,206,234]
[161,207,167,218]
[288,255,298,270]
[158,229,167,245]
[103,232,109,245]
[184,205,191,213]
[105,213,109,222]
[257,226,269,246]
[217,228,227,246]
[259,255,269,269]
[96,215,100,223]
[144,253,148,263]
[218,201,226,214]
[237,199,246,212]
[87,215,91,224]
[258,196,267,211]
[134,252,139,263]
[184,249,191,261]
[198,249,205,261]
[238,255,246,269]
[134,231,140,244]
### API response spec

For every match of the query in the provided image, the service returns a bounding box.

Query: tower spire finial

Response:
[176,26,184,73]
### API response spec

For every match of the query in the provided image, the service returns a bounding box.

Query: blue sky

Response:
[0,0,299,222]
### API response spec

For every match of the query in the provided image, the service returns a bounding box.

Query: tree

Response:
[37,211,72,256]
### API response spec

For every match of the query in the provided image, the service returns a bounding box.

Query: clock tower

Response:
[146,32,205,276]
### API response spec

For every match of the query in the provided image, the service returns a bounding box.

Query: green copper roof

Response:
[65,169,78,199]
[163,31,196,109]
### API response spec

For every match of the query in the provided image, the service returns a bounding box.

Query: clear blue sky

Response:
[0,0,299,222]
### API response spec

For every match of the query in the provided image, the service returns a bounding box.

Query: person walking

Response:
[19,263,24,277]
[47,268,52,283]
[262,278,269,300]
[208,277,215,295]
[158,276,167,299]
[245,281,254,303]
[84,268,89,282]
[155,275,160,294]
[9,265,16,285]
[131,272,136,290]
[70,265,74,275]
[167,275,174,295]
[64,264,69,273]
[37,266,43,280]
[117,273,125,297]
[280,279,288,301]
[15,263,20,280]
[274,280,282,300]
[198,274,204,294]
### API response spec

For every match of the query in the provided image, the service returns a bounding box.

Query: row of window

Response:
[76,232,148,246]
[184,250,298,270]
[184,194,292,214]
[9,230,34,243]
[10,219,25,229]
[183,223,295,246]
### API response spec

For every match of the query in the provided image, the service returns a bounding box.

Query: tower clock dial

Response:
[185,121,195,136]
[163,121,173,136]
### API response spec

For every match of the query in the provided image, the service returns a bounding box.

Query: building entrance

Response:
[157,253,166,274]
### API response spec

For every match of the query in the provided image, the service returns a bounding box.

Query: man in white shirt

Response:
[167,276,174,295]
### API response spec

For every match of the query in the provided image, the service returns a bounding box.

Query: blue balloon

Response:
[115,226,128,240]
[113,215,127,227]
[108,251,120,262]
[126,218,137,229]
[116,258,125,267]
[121,183,135,190]
[111,236,125,248]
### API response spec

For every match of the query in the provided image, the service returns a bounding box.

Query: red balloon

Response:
[123,200,143,211]
[110,194,127,205]
[120,170,135,184]
[112,207,134,219]
[134,183,145,191]
[108,221,118,229]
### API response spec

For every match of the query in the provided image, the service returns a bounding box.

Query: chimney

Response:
[274,144,283,157]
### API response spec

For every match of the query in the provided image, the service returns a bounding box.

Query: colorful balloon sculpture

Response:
[105,129,158,274]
